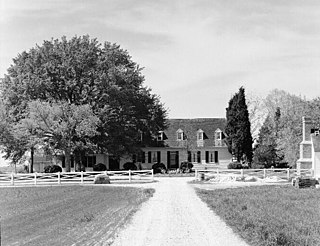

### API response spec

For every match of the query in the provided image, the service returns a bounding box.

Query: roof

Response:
[163,118,227,148]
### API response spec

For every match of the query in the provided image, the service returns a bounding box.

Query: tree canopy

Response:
[225,87,253,164]
[0,35,167,170]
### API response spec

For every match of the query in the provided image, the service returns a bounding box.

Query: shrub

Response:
[94,174,110,184]
[180,161,193,173]
[93,163,107,171]
[123,162,137,170]
[152,163,166,174]
[44,165,62,173]
[227,162,243,169]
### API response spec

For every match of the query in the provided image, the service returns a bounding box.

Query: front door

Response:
[109,156,120,170]
[167,151,179,169]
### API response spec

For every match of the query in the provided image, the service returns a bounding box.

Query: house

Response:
[33,118,232,172]
[297,117,320,178]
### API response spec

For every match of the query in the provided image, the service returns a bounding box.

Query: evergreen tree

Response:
[225,87,253,165]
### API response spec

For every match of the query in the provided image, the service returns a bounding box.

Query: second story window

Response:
[215,129,222,140]
[197,129,204,140]
[177,129,184,141]
[157,131,164,141]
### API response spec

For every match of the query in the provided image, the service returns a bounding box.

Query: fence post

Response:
[34,172,37,185]
[81,171,84,184]
[151,169,154,181]
[216,169,219,176]
[129,170,132,183]
[58,172,61,185]
[263,169,266,179]
[241,169,244,178]
[11,173,14,186]
[195,169,198,180]
[287,168,290,181]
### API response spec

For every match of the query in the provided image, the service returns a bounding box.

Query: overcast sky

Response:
[1,0,320,118]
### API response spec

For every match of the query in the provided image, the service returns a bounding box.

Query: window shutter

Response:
[197,151,201,163]
[157,151,161,163]
[205,151,209,163]
[175,151,179,166]
[167,151,170,168]
[187,151,191,162]
[214,151,219,163]
[148,152,151,163]
[141,151,145,163]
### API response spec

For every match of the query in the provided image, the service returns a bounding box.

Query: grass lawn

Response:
[196,185,320,246]
[0,185,154,246]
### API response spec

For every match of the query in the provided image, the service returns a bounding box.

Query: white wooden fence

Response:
[0,170,154,186]
[195,168,313,181]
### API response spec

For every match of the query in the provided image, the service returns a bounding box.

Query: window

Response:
[157,131,164,141]
[205,151,219,163]
[177,129,184,141]
[197,129,203,140]
[188,151,201,163]
[148,151,161,163]
[215,129,222,140]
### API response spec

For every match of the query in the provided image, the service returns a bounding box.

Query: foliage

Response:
[93,163,107,171]
[225,87,253,165]
[180,161,193,173]
[93,174,110,184]
[260,89,320,167]
[0,35,167,170]
[123,162,137,170]
[227,162,244,169]
[43,165,62,173]
[152,163,166,174]
[196,186,320,246]
[253,109,284,168]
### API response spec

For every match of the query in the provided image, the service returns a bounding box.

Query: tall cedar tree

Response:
[0,35,167,170]
[225,87,253,164]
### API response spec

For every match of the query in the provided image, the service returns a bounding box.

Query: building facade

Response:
[33,118,232,172]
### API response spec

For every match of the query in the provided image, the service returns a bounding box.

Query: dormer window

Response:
[177,129,184,141]
[157,131,164,141]
[197,129,204,141]
[215,129,222,140]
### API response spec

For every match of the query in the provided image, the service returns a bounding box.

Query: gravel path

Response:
[112,177,248,246]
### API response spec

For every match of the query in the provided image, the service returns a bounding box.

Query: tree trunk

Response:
[65,147,71,172]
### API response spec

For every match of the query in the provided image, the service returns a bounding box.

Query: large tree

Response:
[0,35,167,170]
[225,87,253,164]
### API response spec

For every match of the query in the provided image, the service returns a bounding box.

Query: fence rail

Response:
[195,168,313,181]
[0,170,154,186]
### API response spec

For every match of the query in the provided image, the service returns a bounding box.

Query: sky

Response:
[1,0,320,119]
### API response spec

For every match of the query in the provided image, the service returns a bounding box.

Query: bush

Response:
[180,161,193,173]
[94,174,110,184]
[123,162,137,170]
[227,162,244,169]
[152,163,166,174]
[93,163,107,171]
[44,165,62,173]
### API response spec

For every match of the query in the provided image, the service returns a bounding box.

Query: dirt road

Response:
[112,177,248,246]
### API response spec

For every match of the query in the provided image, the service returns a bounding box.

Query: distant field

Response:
[196,185,320,246]
[0,185,154,246]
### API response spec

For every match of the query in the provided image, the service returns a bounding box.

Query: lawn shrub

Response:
[94,174,110,184]
[180,161,193,173]
[123,162,137,170]
[44,165,62,173]
[93,163,107,171]
[227,162,243,169]
[152,163,166,174]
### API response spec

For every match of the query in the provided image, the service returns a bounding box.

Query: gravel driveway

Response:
[112,177,248,246]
